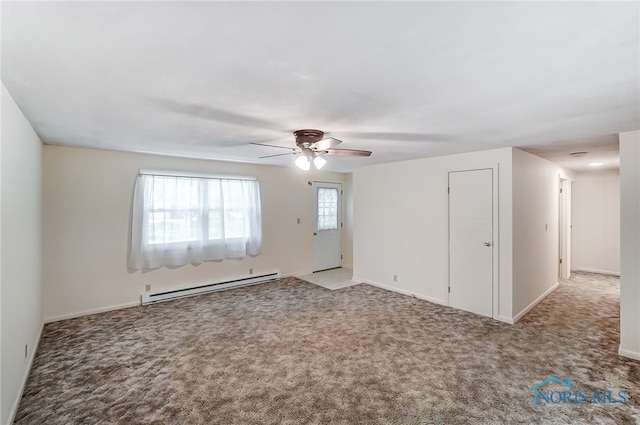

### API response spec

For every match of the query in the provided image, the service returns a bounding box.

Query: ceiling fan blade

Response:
[259,152,297,159]
[325,148,372,157]
[339,132,450,142]
[153,99,283,131]
[312,137,342,151]
[250,142,296,151]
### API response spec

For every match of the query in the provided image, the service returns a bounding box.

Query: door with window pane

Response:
[312,182,342,272]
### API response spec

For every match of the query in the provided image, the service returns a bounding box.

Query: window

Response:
[129,172,262,270]
[317,187,339,230]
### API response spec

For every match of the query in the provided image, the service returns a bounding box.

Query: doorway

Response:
[312,182,342,272]
[448,168,495,318]
[558,177,571,279]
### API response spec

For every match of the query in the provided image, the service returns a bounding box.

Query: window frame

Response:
[139,169,257,247]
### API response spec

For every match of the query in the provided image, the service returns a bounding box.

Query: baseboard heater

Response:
[141,271,281,305]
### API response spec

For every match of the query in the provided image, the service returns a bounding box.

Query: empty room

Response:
[1,2,639,424]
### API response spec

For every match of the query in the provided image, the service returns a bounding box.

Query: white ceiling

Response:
[2,2,638,173]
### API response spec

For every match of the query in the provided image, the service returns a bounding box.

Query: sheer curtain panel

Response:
[129,173,262,270]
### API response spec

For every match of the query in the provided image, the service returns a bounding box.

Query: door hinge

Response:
[341,254,343,260]
[559,258,563,264]
[448,286,451,293]
[448,187,450,194]
[341,222,344,228]
[560,188,563,193]
[341,190,343,195]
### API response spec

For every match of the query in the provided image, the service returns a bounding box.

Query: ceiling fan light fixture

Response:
[255,129,372,170]
[313,155,327,170]
[295,155,311,171]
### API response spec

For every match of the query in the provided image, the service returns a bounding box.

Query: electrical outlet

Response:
[25,344,28,359]
[393,274,398,282]
[249,268,253,275]
[145,284,151,292]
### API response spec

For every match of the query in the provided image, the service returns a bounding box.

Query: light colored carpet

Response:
[298,267,360,290]
[15,272,640,424]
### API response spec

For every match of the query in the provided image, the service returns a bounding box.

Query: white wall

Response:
[353,147,572,324]
[353,147,514,322]
[342,173,354,269]
[619,130,640,361]
[42,145,350,321]
[571,170,620,275]
[511,149,571,320]
[1,84,43,425]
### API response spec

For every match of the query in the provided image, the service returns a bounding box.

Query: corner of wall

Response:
[341,173,354,269]
[1,83,45,425]
[511,149,563,320]
[619,130,640,360]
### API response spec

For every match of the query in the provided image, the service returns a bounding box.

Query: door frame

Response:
[447,164,500,319]
[558,176,572,279]
[311,181,343,272]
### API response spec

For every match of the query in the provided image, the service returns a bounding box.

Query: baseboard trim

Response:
[8,321,44,425]
[44,272,304,324]
[357,278,446,306]
[573,267,620,277]
[44,274,301,324]
[511,282,559,324]
[291,270,313,279]
[618,347,640,361]
[351,275,364,284]
[44,301,140,324]
[497,315,514,325]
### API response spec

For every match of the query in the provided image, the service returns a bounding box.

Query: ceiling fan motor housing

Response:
[294,129,324,147]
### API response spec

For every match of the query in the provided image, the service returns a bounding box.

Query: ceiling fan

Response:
[251,129,372,170]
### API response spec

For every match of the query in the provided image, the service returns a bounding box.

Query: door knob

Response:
[313,232,318,236]
[484,241,492,246]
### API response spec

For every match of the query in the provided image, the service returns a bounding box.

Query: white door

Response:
[558,179,565,278]
[558,178,571,279]
[449,169,494,318]
[312,182,342,272]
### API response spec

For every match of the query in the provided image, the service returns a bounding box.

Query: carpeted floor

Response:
[15,272,640,424]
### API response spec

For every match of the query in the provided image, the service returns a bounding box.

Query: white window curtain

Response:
[129,173,262,270]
